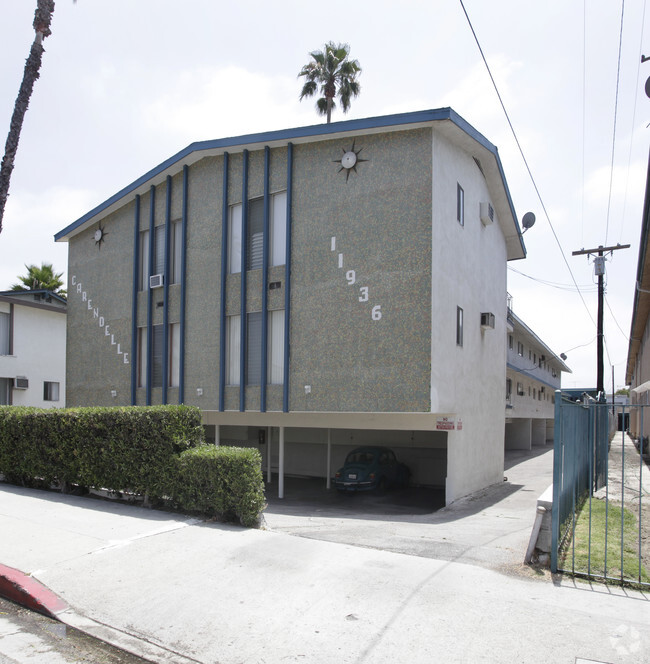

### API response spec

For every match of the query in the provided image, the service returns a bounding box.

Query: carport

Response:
[202,411,450,499]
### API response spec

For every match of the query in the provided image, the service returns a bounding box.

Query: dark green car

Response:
[334,446,410,493]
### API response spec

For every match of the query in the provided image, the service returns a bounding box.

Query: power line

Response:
[508,266,597,292]
[458,0,595,328]
[605,0,626,245]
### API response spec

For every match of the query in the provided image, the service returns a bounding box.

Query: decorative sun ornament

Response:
[94,224,107,249]
[335,139,367,182]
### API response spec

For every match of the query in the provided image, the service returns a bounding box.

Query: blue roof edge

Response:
[55,107,523,250]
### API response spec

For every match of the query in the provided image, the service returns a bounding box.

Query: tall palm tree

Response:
[0,0,56,234]
[11,263,66,297]
[298,42,361,124]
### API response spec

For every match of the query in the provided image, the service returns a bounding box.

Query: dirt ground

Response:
[595,431,650,574]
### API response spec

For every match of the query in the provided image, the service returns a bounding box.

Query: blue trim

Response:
[179,165,188,404]
[162,176,171,405]
[283,143,293,412]
[218,153,229,412]
[146,186,155,406]
[130,195,140,405]
[54,108,525,259]
[239,150,249,411]
[260,146,270,412]
[506,362,561,391]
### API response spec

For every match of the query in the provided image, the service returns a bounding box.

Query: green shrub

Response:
[0,407,266,527]
[173,445,266,527]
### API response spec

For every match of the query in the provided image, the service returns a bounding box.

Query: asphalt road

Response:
[0,596,149,664]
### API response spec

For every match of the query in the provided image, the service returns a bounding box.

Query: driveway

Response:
[263,446,554,574]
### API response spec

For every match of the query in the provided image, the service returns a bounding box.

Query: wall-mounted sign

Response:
[436,416,455,431]
[71,275,129,365]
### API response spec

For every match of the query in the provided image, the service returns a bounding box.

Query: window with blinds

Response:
[0,312,10,355]
[226,310,284,386]
[228,191,287,274]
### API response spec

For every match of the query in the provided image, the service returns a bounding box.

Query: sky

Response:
[0,0,648,390]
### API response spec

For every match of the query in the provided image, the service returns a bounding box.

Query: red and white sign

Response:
[436,417,455,431]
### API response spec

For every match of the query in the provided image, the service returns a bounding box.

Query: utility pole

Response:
[572,244,630,396]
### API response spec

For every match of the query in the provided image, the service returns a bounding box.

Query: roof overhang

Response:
[626,149,650,384]
[55,107,526,260]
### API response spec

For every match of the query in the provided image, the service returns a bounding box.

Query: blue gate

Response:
[551,392,648,587]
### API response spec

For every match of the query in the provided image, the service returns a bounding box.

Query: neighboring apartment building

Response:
[0,290,66,407]
[627,154,650,439]
[505,303,570,449]
[55,108,526,504]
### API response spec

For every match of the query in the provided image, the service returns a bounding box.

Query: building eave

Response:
[55,107,526,259]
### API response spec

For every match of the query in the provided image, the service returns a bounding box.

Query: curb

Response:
[0,563,69,619]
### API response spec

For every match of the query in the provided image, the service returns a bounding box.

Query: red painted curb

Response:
[0,564,69,619]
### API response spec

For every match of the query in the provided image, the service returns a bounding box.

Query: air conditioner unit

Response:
[14,376,28,389]
[480,202,494,226]
[149,274,164,289]
[480,312,495,329]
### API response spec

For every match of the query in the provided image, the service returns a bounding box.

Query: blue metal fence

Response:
[551,392,648,587]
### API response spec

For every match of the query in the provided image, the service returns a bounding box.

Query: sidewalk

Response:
[0,450,649,664]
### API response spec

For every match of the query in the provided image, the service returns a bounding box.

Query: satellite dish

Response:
[560,353,567,361]
[521,212,536,234]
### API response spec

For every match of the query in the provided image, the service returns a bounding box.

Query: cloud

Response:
[0,186,97,289]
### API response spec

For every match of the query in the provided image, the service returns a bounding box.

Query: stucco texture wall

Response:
[288,129,432,413]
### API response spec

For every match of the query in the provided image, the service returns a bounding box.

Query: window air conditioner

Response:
[480,312,495,329]
[149,274,164,289]
[480,202,494,226]
[14,376,28,389]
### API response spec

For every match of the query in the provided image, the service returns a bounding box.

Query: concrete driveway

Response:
[263,446,554,573]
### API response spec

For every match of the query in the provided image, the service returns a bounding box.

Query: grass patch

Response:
[559,497,650,585]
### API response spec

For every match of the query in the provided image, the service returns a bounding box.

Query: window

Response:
[246,311,263,384]
[517,342,524,357]
[517,382,524,396]
[533,388,536,399]
[456,306,463,347]
[247,199,264,271]
[43,381,60,402]
[228,204,243,274]
[0,312,10,355]
[226,310,284,386]
[171,220,182,284]
[226,315,241,385]
[271,191,287,267]
[457,184,464,226]
[0,378,11,405]
[506,378,512,400]
[508,335,513,350]
[137,323,180,388]
[139,226,165,290]
[229,191,287,274]
[138,327,147,388]
[268,310,285,384]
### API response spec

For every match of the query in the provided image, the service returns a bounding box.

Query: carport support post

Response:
[279,426,285,499]
[326,429,331,490]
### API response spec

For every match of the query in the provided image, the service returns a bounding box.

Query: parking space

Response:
[263,475,445,517]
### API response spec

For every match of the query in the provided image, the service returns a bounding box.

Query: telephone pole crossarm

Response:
[572,243,630,396]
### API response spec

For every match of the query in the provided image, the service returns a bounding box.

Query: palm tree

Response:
[11,263,66,297]
[298,42,361,124]
[0,0,56,234]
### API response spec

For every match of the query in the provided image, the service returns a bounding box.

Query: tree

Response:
[0,0,56,234]
[11,263,66,297]
[298,42,361,124]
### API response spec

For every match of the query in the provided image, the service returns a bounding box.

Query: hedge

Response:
[0,406,266,526]
[172,445,266,527]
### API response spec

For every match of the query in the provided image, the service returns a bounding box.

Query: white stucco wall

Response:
[0,301,66,408]
[430,130,508,503]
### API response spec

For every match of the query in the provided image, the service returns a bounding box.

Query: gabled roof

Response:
[55,107,526,259]
[0,290,67,312]
[509,309,571,373]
